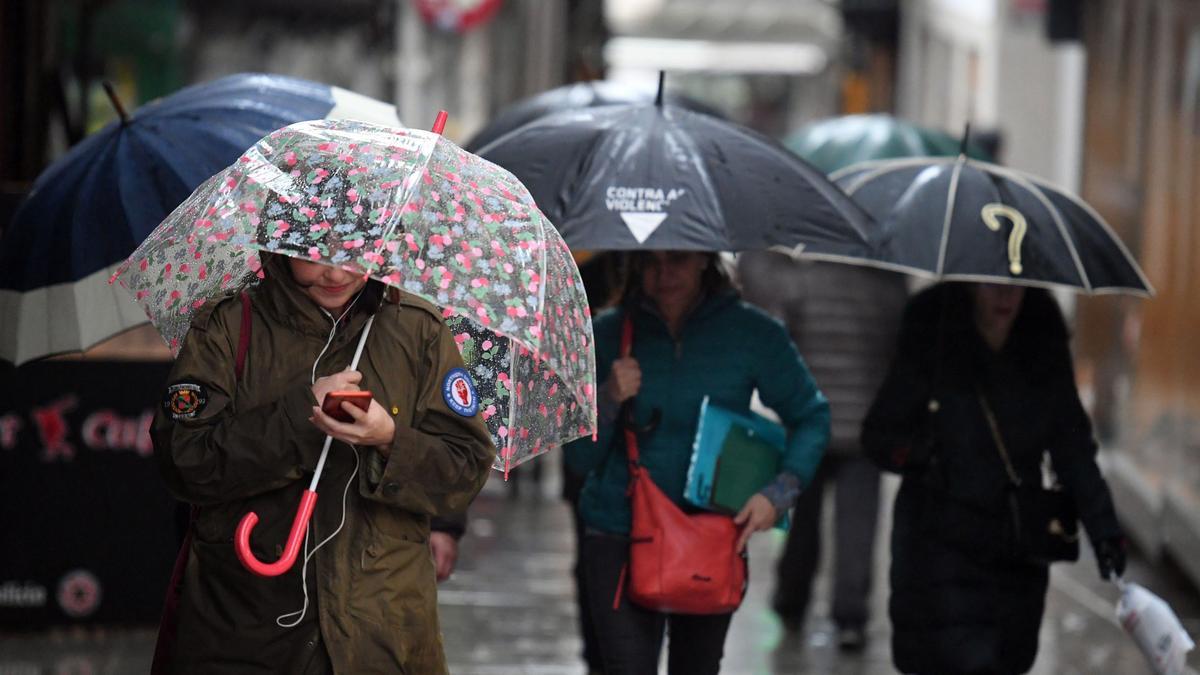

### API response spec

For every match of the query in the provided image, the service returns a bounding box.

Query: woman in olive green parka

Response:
[152,254,495,674]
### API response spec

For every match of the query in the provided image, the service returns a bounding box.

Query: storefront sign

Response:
[0,361,177,627]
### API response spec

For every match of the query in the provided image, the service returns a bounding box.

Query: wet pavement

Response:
[4,459,1200,674]
[443,468,1200,674]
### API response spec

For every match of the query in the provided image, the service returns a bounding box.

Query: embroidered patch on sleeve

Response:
[163,382,208,420]
[442,368,479,417]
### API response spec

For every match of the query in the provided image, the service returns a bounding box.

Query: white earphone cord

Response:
[279,288,367,628]
[276,444,359,628]
[310,291,362,386]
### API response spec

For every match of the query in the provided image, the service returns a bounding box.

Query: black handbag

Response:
[977,389,1080,564]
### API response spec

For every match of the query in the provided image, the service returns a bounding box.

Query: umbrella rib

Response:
[828,156,935,184]
[1057,190,1153,293]
[934,272,1112,295]
[534,216,549,356]
[784,249,936,279]
[989,165,1093,293]
[504,346,520,477]
[1001,164,1155,295]
[935,157,966,277]
[834,157,939,196]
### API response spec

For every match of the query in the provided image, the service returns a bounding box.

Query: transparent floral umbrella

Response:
[112,118,597,474]
[113,117,596,576]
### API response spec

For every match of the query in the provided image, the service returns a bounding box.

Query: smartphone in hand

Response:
[321,391,373,423]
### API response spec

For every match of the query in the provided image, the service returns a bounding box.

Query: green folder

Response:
[710,424,783,514]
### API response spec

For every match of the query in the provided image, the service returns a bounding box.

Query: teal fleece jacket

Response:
[566,290,830,536]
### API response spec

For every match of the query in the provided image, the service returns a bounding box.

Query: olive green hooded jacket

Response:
[152,257,495,674]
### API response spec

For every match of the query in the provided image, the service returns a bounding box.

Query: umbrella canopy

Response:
[0,72,400,365]
[463,80,725,152]
[112,119,595,471]
[785,114,993,175]
[475,102,875,255]
[831,156,1153,296]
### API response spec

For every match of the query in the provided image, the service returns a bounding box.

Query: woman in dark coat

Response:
[862,283,1127,675]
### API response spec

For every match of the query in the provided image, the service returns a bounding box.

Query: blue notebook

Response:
[684,396,790,530]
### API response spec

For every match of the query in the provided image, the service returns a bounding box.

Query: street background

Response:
[3,0,1200,673]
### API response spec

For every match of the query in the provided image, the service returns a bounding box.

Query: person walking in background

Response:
[862,282,1127,675]
[737,251,908,651]
[565,250,830,675]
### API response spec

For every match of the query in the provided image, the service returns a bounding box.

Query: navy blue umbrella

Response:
[0,73,400,364]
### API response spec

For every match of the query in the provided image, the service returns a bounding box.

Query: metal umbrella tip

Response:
[102,81,131,125]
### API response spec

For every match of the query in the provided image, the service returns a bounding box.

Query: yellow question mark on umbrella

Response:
[981,204,1027,275]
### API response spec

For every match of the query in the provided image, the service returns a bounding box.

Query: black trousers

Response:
[565,466,603,672]
[773,454,881,629]
[581,532,733,675]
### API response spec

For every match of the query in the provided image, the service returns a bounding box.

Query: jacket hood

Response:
[904,282,1070,378]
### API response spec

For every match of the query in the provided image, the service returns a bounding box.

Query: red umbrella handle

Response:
[234,489,319,577]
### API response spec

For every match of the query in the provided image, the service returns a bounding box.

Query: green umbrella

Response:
[785,114,993,174]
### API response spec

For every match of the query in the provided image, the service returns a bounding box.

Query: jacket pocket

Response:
[362,501,430,544]
[350,532,437,629]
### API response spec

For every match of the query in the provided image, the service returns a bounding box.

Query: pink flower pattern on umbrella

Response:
[113,119,596,471]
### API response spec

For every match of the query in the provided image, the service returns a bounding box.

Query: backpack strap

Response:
[235,291,252,381]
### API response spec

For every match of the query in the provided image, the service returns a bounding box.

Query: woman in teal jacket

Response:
[566,250,830,675]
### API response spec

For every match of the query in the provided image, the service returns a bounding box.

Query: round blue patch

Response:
[442,368,479,417]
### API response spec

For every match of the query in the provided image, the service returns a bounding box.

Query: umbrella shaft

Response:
[310,436,334,491]
[309,314,377,490]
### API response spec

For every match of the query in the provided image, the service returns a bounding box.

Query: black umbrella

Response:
[831,155,1152,296]
[475,90,875,256]
[463,80,725,152]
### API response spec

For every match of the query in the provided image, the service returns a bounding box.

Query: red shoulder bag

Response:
[619,315,747,615]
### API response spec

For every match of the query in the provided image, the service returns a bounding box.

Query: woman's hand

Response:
[733,493,778,553]
[312,369,362,403]
[1095,536,1127,581]
[607,357,642,404]
[309,398,396,454]
[429,532,459,582]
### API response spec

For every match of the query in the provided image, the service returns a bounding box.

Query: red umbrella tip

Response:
[432,110,449,135]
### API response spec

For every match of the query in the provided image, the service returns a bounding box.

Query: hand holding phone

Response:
[321,390,373,423]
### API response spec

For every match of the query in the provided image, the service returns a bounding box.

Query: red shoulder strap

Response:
[621,312,634,358]
[621,314,639,465]
[235,292,252,381]
[155,297,249,672]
